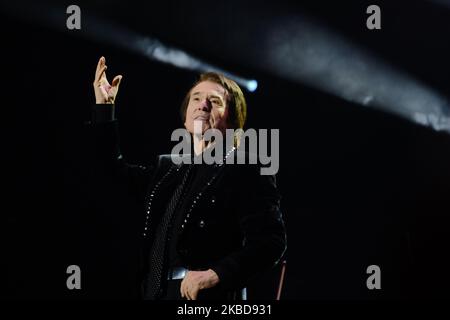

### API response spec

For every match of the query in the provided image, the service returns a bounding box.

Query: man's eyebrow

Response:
[191,91,224,99]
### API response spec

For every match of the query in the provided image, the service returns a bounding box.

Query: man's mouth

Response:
[194,115,210,121]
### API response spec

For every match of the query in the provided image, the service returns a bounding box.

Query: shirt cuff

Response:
[92,104,116,123]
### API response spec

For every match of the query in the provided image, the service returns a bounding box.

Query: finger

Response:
[95,56,105,78]
[180,280,185,299]
[185,285,192,300]
[192,288,198,300]
[182,273,192,299]
[181,279,190,300]
[111,75,122,88]
[95,65,106,83]
[95,65,107,83]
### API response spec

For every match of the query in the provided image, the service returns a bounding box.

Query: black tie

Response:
[143,164,193,299]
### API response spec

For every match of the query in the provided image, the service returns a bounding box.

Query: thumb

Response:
[112,75,123,88]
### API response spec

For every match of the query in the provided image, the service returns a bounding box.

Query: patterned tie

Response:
[143,164,193,299]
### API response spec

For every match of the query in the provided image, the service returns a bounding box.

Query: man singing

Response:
[89,56,286,300]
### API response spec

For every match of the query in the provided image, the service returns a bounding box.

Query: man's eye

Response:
[193,98,200,101]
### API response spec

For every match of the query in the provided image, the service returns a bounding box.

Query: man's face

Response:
[184,81,229,135]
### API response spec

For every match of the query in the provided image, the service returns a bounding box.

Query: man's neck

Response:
[193,138,211,156]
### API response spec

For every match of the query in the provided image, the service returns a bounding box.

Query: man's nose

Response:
[198,99,211,111]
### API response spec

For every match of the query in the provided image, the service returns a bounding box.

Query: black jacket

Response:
[87,106,287,292]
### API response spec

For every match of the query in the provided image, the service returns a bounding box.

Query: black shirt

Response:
[166,160,211,269]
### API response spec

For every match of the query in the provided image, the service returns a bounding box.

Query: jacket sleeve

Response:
[211,165,287,290]
[84,104,155,203]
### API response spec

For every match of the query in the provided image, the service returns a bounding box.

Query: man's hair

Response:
[180,72,247,130]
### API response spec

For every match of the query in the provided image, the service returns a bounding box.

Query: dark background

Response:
[1,0,450,300]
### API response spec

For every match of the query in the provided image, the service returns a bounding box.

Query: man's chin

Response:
[189,122,227,135]
[190,124,212,135]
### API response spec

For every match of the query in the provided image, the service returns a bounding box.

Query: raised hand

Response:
[93,56,123,104]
